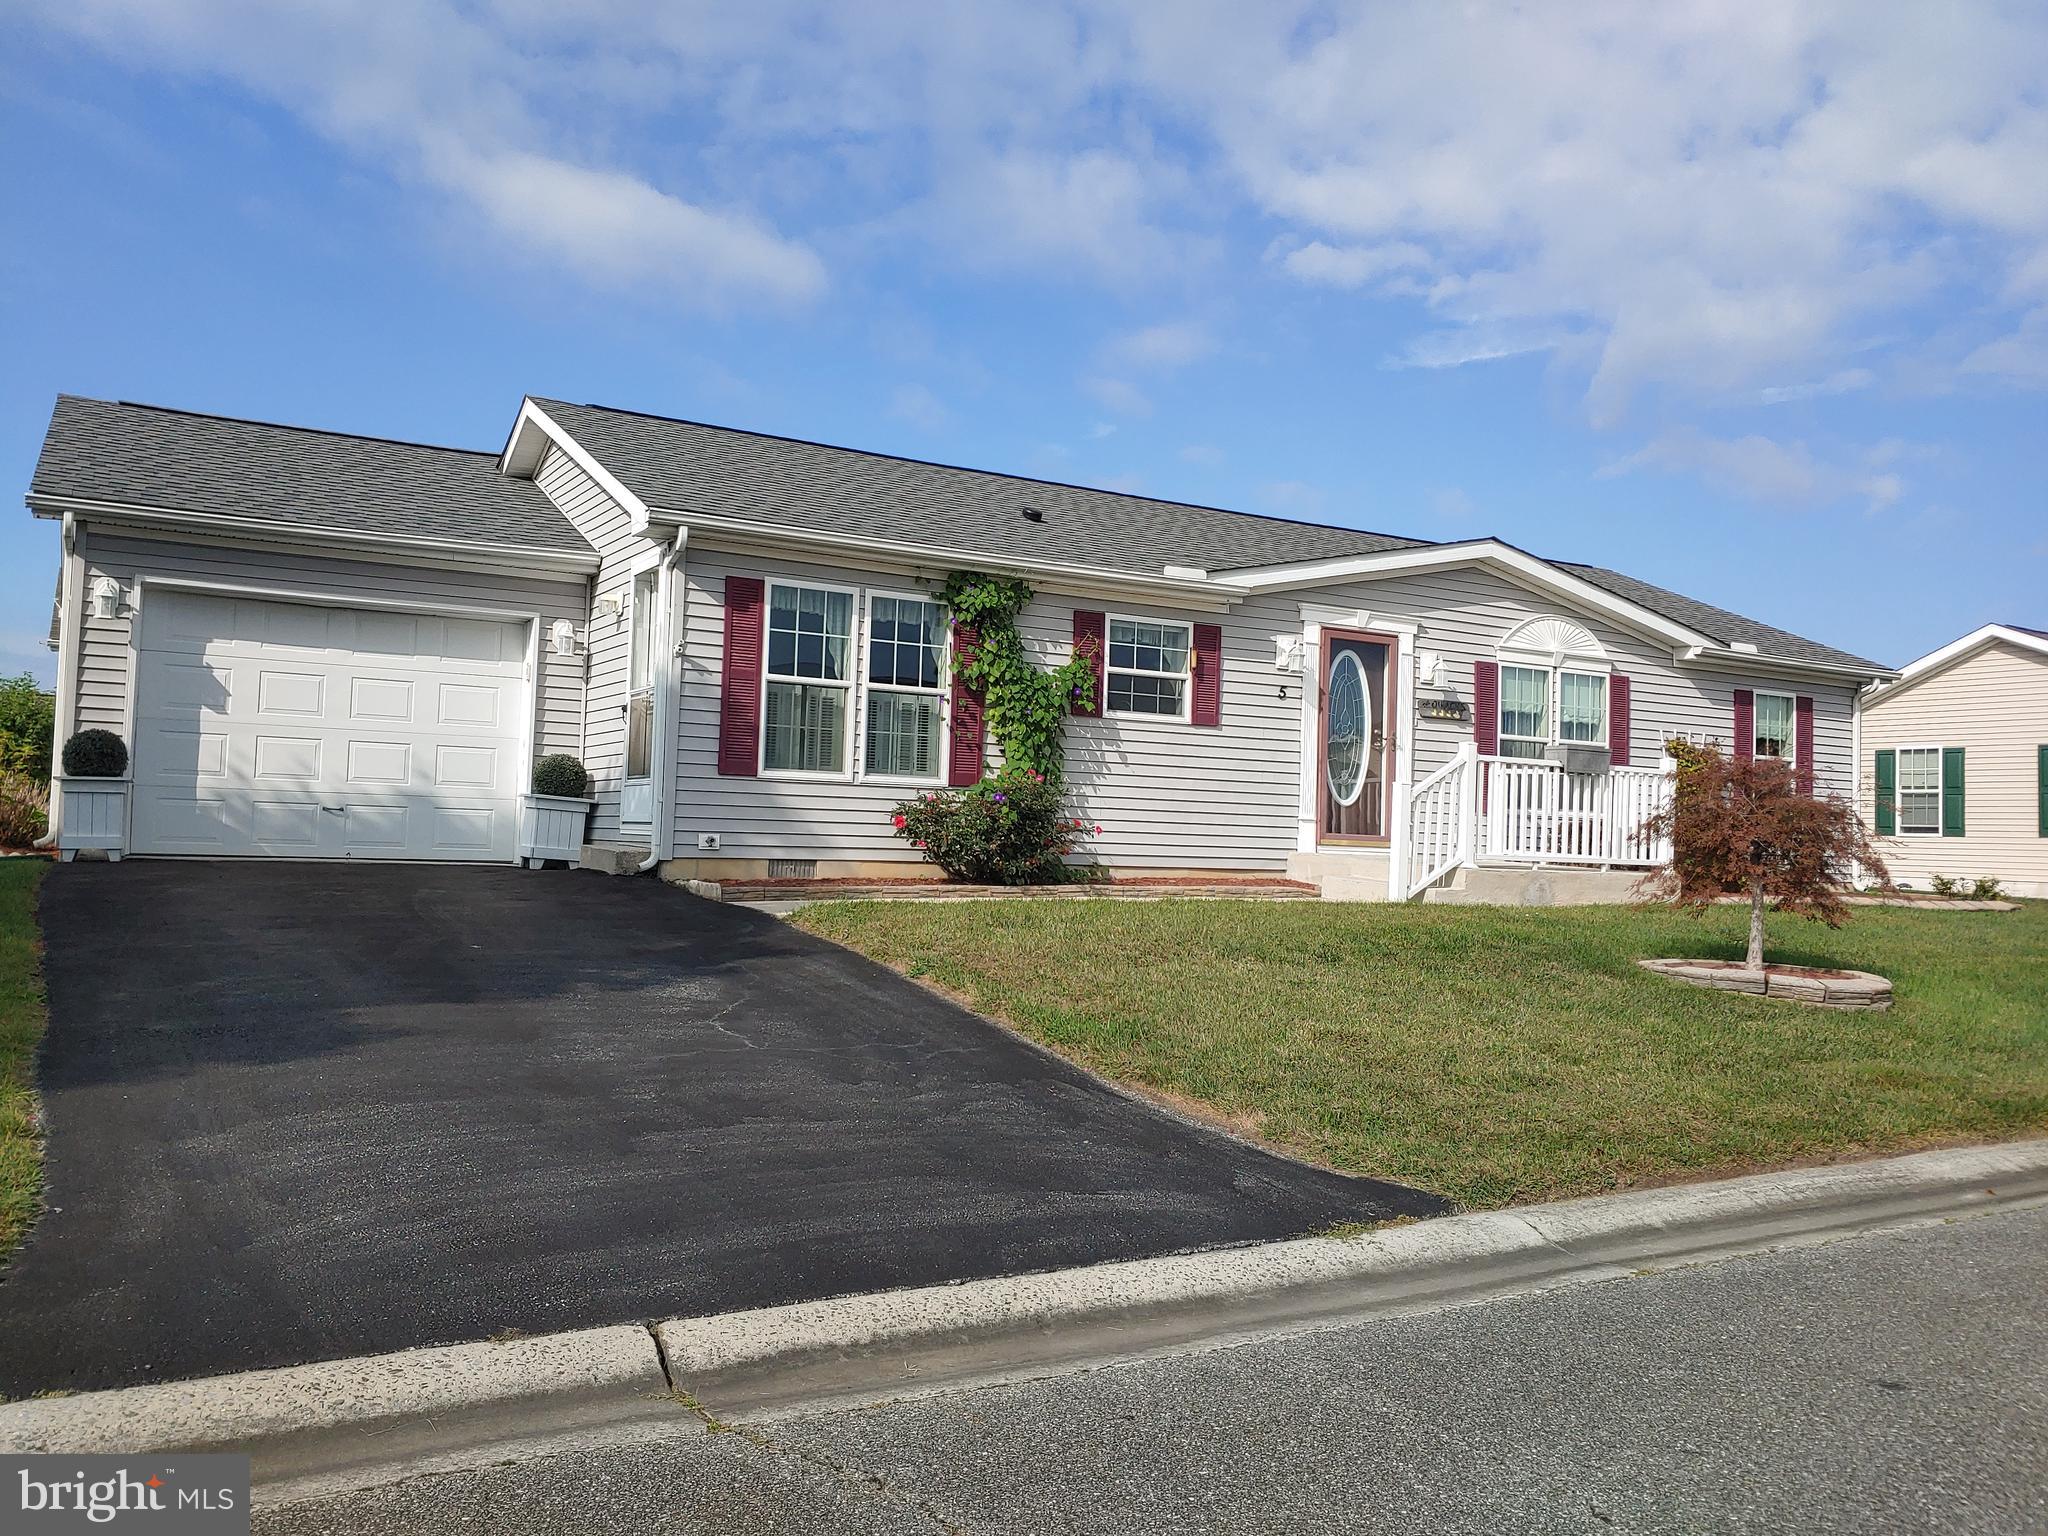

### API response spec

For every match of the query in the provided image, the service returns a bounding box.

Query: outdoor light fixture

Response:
[594,595,622,620]
[90,577,123,621]
[1272,634,1306,672]
[550,618,578,657]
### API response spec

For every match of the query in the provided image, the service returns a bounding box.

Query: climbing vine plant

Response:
[936,571,1097,782]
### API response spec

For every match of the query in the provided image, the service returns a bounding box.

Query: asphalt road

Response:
[258,1201,2048,1535]
[6,862,1435,1394]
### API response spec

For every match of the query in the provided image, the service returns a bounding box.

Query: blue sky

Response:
[4,2,2044,684]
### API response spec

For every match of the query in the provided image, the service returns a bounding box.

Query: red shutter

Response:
[1473,661,1499,755]
[1191,623,1223,727]
[948,624,985,786]
[1071,610,1105,718]
[716,575,764,777]
[1795,694,1815,792]
[1733,689,1754,762]
[1608,674,1631,767]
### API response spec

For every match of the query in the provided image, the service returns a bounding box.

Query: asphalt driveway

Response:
[3,862,1441,1395]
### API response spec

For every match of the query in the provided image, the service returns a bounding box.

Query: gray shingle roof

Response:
[532,399,1429,575]
[30,396,589,555]
[1557,562,1886,671]
[537,398,1884,674]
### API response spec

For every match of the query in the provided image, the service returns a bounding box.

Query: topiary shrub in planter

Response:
[62,728,127,779]
[890,766,1098,884]
[532,753,591,798]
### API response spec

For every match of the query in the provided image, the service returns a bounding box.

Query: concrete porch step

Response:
[578,843,650,876]
[1421,864,1649,906]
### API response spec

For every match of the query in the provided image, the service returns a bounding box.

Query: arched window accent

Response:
[1493,615,1611,760]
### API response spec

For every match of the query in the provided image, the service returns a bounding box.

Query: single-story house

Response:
[27,393,1895,901]
[1858,623,2048,899]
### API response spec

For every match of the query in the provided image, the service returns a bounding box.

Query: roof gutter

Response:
[25,494,600,575]
[646,507,1238,607]
[1677,645,1897,685]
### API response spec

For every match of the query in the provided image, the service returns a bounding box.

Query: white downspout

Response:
[1850,682,1866,889]
[637,526,689,874]
[33,514,81,850]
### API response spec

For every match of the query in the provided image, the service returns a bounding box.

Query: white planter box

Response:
[57,776,130,862]
[519,794,595,868]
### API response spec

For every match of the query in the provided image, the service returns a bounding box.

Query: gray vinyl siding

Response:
[71,527,587,767]
[665,550,1859,872]
[671,546,1296,870]
[1282,565,1858,795]
[532,445,658,841]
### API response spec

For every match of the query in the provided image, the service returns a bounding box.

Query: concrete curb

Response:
[5,1140,2045,1476]
[0,1325,665,1461]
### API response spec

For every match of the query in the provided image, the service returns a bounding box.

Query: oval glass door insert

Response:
[1325,650,1368,806]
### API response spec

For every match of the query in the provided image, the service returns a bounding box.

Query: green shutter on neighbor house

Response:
[1874,749,1896,836]
[2038,745,2047,837]
[1941,746,1966,837]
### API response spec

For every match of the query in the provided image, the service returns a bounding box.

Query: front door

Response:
[1318,629,1394,843]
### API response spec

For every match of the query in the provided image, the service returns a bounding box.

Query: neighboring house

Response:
[26,394,1894,900]
[1859,624,2048,899]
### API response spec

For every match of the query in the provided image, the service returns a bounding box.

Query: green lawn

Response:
[0,859,46,1259]
[795,897,2048,1209]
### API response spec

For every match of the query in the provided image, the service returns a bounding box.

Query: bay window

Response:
[763,582,854,775]
[1897,747,1941,834]
[864,593,946,781]
[1106,616,1191,719]
[1754,691,1795,760]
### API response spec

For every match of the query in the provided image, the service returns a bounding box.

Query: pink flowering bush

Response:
[890,766,1098,884]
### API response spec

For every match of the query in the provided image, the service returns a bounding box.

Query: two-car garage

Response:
[128,587,536,862]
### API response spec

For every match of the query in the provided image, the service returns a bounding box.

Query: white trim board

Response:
[28,495,597,576]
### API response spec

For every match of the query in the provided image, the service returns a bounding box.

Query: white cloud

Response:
[1279,239,1430,289]
[1958,309,2048,386]
[1757,369,1876,405]
[25,0,2048,420]
[1179,443,1224,465]
[1391,323,1568,371]
[887,383,951,432]
[1600,429,1906,511]
[1103,320,1213,372]
[1081,377,1152,417]
[444,148,823,305]
[28,0,824,308]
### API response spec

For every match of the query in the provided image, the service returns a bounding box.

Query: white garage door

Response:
[131,589,531,861]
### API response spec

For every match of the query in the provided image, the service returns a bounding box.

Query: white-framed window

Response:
[863,591,947,782]
[1558,670,1608,747]
[762,580,856,776]
[1897,745,1941,835]
[1497,663,1608,757]
[1753,691,1795,760]
[1106,614,1192,720]
[1498,663,1550,759]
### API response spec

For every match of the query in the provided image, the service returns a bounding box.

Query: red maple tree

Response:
[1638,747,1890,970]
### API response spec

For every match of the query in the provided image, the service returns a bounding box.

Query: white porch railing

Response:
[1479,755,1672,867]
[1404,743,1477,898]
